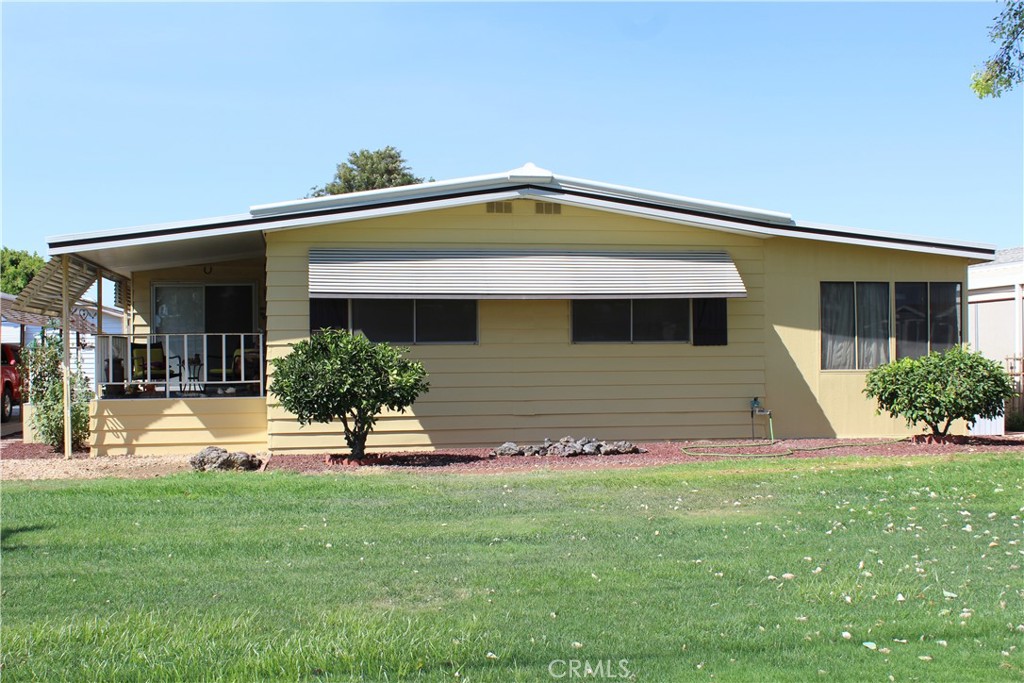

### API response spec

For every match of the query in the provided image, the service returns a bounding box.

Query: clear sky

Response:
[3,2,1022,257]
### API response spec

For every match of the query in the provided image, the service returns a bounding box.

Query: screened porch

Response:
[94,333,264,399]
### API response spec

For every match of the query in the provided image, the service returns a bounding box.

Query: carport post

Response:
[62,255,72,459]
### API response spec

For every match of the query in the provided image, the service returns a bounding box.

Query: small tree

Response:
[307,146,424,197]
[20,335,93,452]
[269,329,429,460]
[864,346,1016,439]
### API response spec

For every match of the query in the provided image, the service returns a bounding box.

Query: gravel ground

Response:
[5,433,1019,481]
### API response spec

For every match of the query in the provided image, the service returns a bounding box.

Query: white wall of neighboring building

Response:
[968,247,1024,434]
[969,247,1024,364]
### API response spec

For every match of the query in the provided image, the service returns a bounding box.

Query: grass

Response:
[1,452,1022,682]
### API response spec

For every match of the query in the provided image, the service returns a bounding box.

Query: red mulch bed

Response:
[265,436,1024,475]
[4,435,1021,477]
[0,440,90,459]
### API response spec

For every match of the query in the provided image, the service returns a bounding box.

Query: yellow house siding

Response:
[90,397,267,456]
[763,238,970,437]
[265,202,767,453]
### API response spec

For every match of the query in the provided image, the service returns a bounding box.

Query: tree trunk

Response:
[346,429,368,461]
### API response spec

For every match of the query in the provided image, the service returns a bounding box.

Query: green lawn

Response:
[2,453,1022,682]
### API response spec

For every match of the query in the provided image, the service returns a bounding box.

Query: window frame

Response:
[821,280,965,371]
[152,282,258,335]
[309,297,479,345]
[895,281,963,360]
[571,298,694,344]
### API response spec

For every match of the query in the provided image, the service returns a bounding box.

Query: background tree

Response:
[269,329,429,461]
[864,346,1016,440]
[1,247,46,294]
[308,146,425,197]
[971,0,1024,97]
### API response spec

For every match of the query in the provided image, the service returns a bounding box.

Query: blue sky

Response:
[3,2,1022,257]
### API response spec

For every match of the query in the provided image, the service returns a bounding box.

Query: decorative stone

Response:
[491,441,524,457]
[489,436,646,458]
[190,446,263,471]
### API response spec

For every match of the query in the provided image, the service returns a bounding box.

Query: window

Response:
[153,284,256,335]
[309,299,477,344]
[895,282,961,359]
[571,298,726,345]
[820,282,890,370]
[310,298,348,333]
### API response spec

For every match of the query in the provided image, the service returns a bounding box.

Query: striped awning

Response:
[309,249,747,299]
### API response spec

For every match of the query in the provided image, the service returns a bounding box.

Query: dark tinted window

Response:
[929,283,961,353]
[352,299,414,342]
[633,299,690,341]
[821,282,855,369]
[572,300,631,342]
[896,283,928,359]
[310,298,348,333]
[416,300,477,343]
[692,298,728,346]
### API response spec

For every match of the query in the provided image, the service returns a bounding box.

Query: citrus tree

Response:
[269,329,429,460]
[864,346,1016,439]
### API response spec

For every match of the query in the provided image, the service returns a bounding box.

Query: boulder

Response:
[190,446,263,471]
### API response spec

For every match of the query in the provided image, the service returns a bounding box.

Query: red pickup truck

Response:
[2,343,23,422]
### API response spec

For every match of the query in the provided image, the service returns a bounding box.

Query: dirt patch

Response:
[1,441,191,481]
[2,436,1022,481]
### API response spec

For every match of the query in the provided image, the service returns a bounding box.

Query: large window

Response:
[571,298,727,345]
[309,299,477,344]
[895,282,961,359]
[821,282,890,370]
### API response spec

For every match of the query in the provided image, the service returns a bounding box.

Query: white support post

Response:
[61,255,72,459]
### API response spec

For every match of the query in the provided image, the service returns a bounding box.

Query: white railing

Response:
[94,333,264,399]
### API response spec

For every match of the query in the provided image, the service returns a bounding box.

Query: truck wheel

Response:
[1,387,12,423]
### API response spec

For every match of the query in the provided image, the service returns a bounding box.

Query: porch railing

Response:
[94,333,264,399]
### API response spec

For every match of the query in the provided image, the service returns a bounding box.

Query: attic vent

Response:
[535,202,561,215]
[486,201,513,214]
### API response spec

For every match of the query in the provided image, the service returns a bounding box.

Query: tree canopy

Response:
[269,329,429,461]
[971,0,1024,98]
[307,146,425,197]
[1,247,46,295]
[864,346,1016,438]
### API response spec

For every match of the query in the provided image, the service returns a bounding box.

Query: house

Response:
[15,164,995,456]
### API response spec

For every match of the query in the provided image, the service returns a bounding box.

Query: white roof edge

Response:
[795,219,996,256]
[551,173,794,225]
[47,212,253,250]
[42,165,995,263]
[249,163,795,226]
[250,169,521,216]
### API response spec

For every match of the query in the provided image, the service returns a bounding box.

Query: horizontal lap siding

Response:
[91,397,267,456]
[266,203,766,453]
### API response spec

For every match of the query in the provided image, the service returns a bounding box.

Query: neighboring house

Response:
[968,247,1023,431]
[1,291,125,387]
[16,164,995,456]
[968,247,1023,366]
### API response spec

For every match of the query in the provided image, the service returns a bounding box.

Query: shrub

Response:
[864,346,1016,438]
[19,337,93,452]
[269,329,429,460]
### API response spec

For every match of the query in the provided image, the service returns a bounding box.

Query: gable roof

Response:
[48,163,995,274]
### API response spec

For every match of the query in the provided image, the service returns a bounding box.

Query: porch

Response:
[94,333,265,399]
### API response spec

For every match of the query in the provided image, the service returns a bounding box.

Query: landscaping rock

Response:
[489,436,646,458]
[190,446,263,471]
[492,441,524,457]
